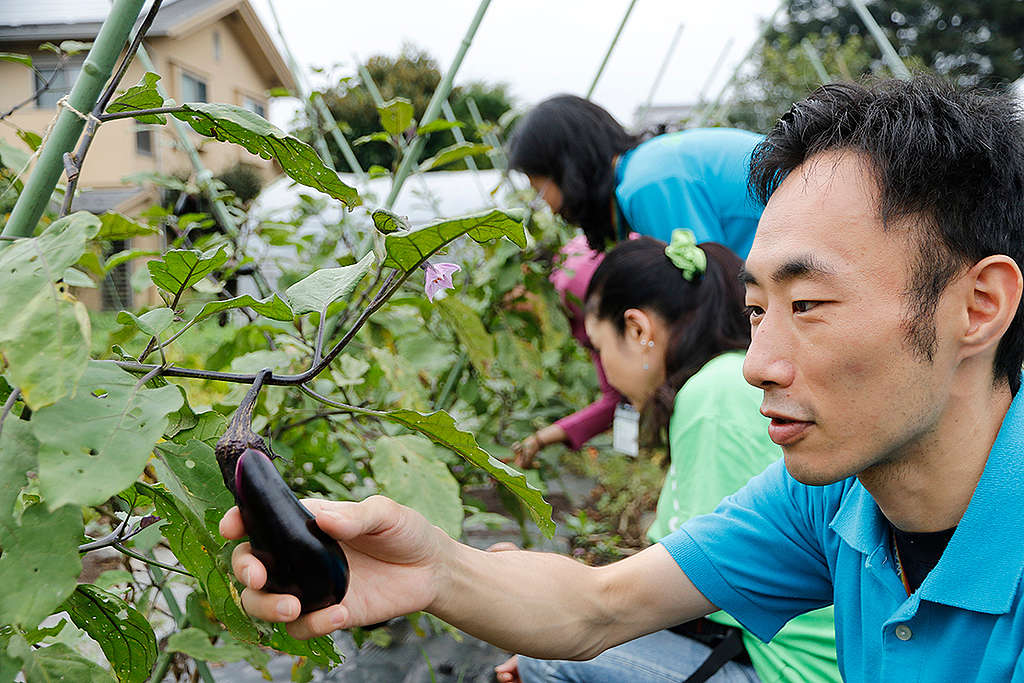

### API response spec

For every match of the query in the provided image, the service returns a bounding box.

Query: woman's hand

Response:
[510,433,543,468]
[220,495,450,640]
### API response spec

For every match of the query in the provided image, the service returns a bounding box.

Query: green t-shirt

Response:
[647,351,840,683]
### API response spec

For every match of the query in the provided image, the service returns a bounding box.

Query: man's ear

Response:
[622,308,655,345]
[959,255,1023,359]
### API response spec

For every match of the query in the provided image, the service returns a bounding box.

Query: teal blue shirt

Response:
[615,128,764,257]
[661,383,1024,681]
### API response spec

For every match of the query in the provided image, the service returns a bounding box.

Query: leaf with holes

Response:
[383,209,527,273]
[171,103,360,207]
[63,585,157,683]
[33,362,183,509]
[0,504,83,629]
[285,250,375,315]
[147,246,227,298]
[0,211,98,409]
[106,71,166,124]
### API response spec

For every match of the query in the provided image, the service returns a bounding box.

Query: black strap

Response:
[682,628,746,683]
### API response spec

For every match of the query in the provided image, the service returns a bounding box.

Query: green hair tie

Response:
[664,228,707,281]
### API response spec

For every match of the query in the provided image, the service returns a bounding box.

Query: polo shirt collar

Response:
[830,379,1024,614]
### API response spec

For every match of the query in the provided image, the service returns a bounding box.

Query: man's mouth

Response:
[762,411,814,446]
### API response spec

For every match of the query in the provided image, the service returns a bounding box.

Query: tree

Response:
[771,0,1024,87]
[303,45,514,172]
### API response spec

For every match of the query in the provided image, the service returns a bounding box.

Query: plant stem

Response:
[96,105,186,122]
[3,0,147,240]
[0,387,22,438]
[113,543,193,577]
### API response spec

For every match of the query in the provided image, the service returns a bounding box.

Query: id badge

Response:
[612,402,639,456]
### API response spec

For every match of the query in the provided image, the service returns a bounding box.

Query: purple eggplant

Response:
[216,370,349,613]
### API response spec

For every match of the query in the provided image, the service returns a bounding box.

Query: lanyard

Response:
[892,536,913,597]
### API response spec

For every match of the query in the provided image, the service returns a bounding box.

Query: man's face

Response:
[742,151,960,485]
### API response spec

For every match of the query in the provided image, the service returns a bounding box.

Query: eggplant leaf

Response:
[105,71,166,124]
[436,297,495,377]
[372,436,463,538]
[33,362,183,509]
[62,585,157,683]
[147,246,228,298]
[371,208,411,235]
[96,212,159,241]
[0,211,99,409]
[382,209,527,272]
[167,627,250,663]
[377,98,414,137]
[285,250,375,315]
[154,439,234,537]
[418,142,491,171]
[8,638,115,682]
[116,307,174,336]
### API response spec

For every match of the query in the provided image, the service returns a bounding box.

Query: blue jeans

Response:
[517,629,761,683]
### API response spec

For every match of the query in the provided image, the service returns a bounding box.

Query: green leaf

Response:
[190,293,294,325]
[10,638,115,682]
[171,411,227,448]
[0,211,99,409]
[371,208,411,235]
[382,208,527,272]
[284,250,375,315]
[153,439,234,537]
[33,362,183,509]
[96,212,159,241]
[62,585,157,683]
[372,436,463,538]
[0,138,30,173]
[94,570,134,591]
[139,483,260,641]
[0,52,32,67]
[106,72,166,124]
[0,504,83,629]
[103,249,159,275]
[59,40,92,55]
[370,408,553,536]
[60,267,95,288]
[436,297,495,376]
[147,246,227,298]
[16,128,42,151]
[116,307,174,336]
[0,419,37,530]
[416,119,464,136]
[265,624,342,669]
[418,142,491,171]
[377,98,414,137]
[353,131,391,146]
[167,627,250,663]
[23,619,68,646]
[228,350,291,375]
[172,103,360,208]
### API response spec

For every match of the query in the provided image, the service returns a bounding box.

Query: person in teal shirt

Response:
[503,233,839,682]
[507,96,764,464]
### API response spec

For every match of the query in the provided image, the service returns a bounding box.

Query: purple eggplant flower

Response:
[424,262,461,302]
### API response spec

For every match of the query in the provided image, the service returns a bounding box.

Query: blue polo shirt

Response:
[661,386,1024,681]
[614,128,764,258]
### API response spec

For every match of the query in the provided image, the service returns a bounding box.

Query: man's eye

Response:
[792,301,818,313]
[744,305,764,322]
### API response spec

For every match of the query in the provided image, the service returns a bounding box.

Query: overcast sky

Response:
[250,0,782,131]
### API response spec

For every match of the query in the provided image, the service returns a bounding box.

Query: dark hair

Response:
[585,237,750,445]
[508,95,639,251]
[750,77,1024,394]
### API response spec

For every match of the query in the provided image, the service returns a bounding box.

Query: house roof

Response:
[0,0,296,91]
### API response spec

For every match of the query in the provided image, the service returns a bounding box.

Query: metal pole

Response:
[801,38,831,84]
[636,22,684,127]
[3,0,147,239]
[695,38,734,109]
[848,0,911,80]
[586,0,639,99]
[383,0,492,210]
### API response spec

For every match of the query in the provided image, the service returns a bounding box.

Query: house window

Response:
[136,125,153,156]
[34,60,83,109]
[242,96,266,119]
[181,71,208,103]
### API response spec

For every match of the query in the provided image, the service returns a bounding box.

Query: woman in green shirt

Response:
[499,232,839,683]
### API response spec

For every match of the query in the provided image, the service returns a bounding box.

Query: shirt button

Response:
[895,624,913,641]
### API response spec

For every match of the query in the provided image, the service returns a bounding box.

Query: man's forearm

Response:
[427,541,715,660]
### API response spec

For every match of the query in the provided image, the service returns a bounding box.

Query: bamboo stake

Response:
[636,22,684,126]
[2,0,147,241]
[801,38,832,84]
[586,0,639,99]
[848,0,911,80]
[383,0,493,210]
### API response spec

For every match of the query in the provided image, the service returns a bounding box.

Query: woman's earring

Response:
[642,339,653,370]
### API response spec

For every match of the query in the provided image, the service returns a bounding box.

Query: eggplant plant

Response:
[0,0,600,681]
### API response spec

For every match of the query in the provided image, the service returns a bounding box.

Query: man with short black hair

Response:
[223,77,1024,680]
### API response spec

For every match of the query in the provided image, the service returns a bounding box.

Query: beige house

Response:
[0,0,297,308]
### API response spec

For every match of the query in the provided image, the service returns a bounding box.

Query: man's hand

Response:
[220,495,449,640]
